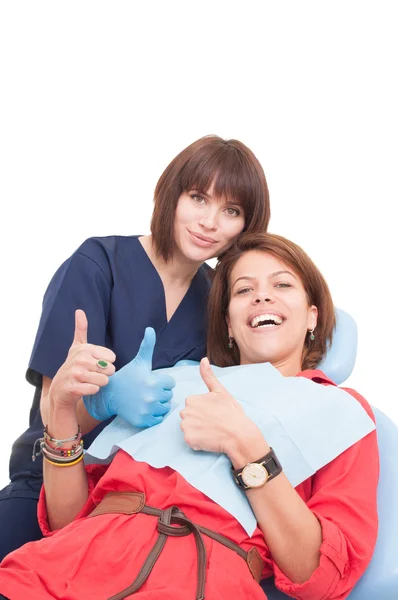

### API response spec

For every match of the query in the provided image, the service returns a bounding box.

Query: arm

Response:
[181,358,321,581]
[254,405,378,600]
[43,318,174,529]
[181,360,379,597]
[228,400,379,597]
[228,434,323,584]
[42,310,116,531]
[44,400,88,531]
[40,376,91,530]
[229,422,379,598]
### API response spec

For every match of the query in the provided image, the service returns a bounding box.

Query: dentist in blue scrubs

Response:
[0,135,270,559]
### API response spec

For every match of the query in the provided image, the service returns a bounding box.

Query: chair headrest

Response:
[317,308,358,385]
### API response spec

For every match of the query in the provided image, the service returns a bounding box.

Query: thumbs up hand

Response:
[84,327,176,428]
[179,357,256,455]
[49,309,116,410]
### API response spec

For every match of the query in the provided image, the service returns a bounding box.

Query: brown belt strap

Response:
[107,505,207,600]
[89,492,262,600]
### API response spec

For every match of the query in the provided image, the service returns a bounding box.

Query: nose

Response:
[254,295,274,304]
[198,207,218,231]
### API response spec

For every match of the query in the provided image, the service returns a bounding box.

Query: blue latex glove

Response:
[84,328,176,427]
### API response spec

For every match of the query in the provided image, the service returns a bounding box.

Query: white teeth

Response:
[250,314,283,328]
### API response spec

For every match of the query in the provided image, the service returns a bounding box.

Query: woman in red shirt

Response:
[0,233,378,600]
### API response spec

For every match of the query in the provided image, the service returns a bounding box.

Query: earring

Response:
[228,336,234,349]
[309,328,315,341]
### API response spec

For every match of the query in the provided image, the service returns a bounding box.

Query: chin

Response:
[240,351,269,365]
[180,242,217,263]
[252,355,273,365]
[241,345,279,365]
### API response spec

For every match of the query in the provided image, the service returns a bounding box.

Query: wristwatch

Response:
[232,448,282,490]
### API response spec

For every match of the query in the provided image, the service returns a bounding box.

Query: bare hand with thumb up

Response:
[180,358,268,463]
[179,358,257,454]
[48,309,116,410]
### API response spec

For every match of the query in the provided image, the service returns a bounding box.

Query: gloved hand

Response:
[83,328,176,427]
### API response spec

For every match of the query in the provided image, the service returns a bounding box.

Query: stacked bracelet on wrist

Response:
[32,426,84,467]
[43,425,82,447]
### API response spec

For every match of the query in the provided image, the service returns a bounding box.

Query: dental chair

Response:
[261,308,398,599]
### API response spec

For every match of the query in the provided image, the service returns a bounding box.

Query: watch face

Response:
[241,463,268,488]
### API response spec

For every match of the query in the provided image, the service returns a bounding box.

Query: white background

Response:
[0,1,397,489]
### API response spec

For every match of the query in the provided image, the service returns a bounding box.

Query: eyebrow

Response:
[232,270,297,289]
[271,270,297,280]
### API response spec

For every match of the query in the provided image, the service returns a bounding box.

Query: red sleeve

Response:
[273,388,379,600]
[37,463,109,536]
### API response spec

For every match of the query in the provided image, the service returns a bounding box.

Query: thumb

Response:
[72,309,88,345]
[136,327,156,369]
[200,357,224,393]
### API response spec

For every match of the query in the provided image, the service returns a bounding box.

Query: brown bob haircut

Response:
[207,233,336,371]
[151,135,270,261]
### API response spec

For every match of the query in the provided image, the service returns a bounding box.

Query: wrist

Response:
[49,395,78,417]
[48,398,79,441]
[225,421,270,469]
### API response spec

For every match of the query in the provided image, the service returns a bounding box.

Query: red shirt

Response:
[0,370,379,600]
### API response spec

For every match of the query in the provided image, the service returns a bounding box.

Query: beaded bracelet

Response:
[32,426,83,462]
[43,438,83,456]
[42,444,83,462]
[43,453,84,468]
[41,439,84,461]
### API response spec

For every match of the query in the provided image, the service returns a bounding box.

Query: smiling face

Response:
[227,250,318,375]
[173,182,246,264]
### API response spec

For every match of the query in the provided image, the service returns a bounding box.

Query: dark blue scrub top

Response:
[4,235,211,495]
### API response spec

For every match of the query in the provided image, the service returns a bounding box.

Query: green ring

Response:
[97,360,108,369]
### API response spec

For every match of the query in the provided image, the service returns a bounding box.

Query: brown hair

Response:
[151,135,270,261]
[207,233,336,371]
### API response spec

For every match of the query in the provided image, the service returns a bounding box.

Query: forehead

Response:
[230,250,291,280]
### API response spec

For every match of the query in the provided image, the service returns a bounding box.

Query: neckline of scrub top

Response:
[134,236,207,327]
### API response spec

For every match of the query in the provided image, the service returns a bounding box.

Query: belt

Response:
[89,492,263,600]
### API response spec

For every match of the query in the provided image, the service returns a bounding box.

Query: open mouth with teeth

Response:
[249,314,284,328]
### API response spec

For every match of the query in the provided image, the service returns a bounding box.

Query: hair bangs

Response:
[180,144,254,208]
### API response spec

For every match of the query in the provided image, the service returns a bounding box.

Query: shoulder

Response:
[71,235,143,284]
[298,369,376,423]
[76,235,142,262]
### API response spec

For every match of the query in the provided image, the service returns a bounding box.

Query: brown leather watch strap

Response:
[232,447,282,490]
